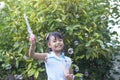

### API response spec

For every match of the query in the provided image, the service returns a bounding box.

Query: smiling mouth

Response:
[55,45,63,48]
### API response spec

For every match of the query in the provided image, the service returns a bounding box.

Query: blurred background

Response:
[0,0,120,80]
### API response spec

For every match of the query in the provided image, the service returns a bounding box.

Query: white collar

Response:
[50,51,65,59]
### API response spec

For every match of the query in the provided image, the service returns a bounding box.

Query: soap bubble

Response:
[85,33,88,37]
[74,40,79,45]
[79,77,83,80]
[76,14,79,18]
[14,75,23,80]
[68,48,73,54]
[6,64,12,70]
[84,69,89,77]
[75,66,79,72]
[0,2,5,10]
[101,15,106,21]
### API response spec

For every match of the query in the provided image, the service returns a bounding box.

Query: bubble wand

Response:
[23,13,34,37]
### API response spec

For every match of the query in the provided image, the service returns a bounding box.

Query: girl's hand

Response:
[65,74,74,80]
[29,34,36,45]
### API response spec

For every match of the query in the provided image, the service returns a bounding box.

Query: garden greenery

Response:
[0,0,120,80]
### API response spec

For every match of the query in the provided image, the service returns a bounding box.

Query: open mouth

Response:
[55,45,63,49]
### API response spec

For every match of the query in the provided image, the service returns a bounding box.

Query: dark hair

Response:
[46,32,63,52]
[46,32,63,42]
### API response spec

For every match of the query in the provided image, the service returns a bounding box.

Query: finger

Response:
[65,74,70,79]
[69,74,74,80]
[65,74,71,80]
[29,37,35,42]
[72,75,75,80]
[29,34,35,41]
[66,74,74,80]
[30,34,35,39]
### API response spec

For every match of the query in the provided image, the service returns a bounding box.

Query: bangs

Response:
[46,32,63,42]
[53,32,63,39]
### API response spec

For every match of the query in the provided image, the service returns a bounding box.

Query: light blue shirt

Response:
[45,52,72,80]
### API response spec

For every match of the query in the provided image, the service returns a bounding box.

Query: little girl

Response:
[29,32,74,80]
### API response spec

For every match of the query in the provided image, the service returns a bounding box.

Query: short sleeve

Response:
[66,57,72,69]
[44,53,50,63]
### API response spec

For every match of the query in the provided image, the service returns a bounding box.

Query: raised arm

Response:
[29,34,47,60]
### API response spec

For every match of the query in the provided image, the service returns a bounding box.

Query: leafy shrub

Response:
[0,0,119,80]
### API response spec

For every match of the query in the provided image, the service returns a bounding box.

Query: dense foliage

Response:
[0,0,119,80]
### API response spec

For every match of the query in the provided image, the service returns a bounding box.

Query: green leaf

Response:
[75,55,85,60]
[38,68,45,72]
[27,63,32,70]
[86,55,90,60]
[26,59,33,63]
[75,73,83,77]
[13,42,20,49]
[15,60,19,68]
[85,39,95,47]
[34,70,39,79]
[28,68,35,77]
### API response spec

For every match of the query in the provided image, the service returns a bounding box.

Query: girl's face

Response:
[48,36,64,52]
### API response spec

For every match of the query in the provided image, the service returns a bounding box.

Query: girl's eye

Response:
[53,40,56,42]
[59,39,62,41]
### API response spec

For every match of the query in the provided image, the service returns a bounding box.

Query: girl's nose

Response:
[56,40,61,44]
[56,41,59,43]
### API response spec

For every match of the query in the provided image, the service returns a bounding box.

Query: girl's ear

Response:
[47,42,51,48]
